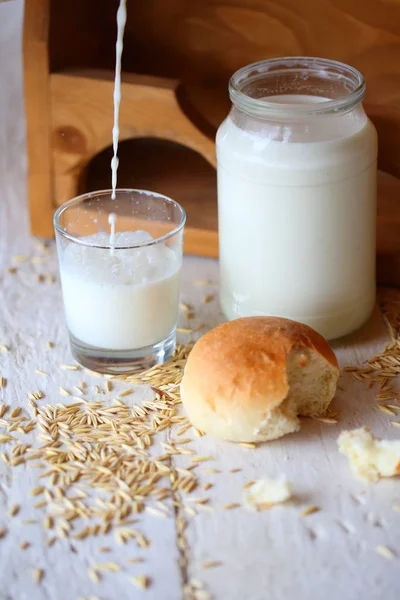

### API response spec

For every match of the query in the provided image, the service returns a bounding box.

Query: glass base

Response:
[69,331,176,375]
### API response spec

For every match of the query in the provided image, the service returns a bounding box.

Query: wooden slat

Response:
[23,0,54,237]
[50,71,216,210]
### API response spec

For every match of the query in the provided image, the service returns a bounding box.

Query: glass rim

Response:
[53,188,187,250]
[229,56,366,118]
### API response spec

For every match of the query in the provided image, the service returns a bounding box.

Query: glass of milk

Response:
[54,189,186,374]
[216,57,378,340]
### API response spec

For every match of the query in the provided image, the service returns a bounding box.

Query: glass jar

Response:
[216,57,378,340]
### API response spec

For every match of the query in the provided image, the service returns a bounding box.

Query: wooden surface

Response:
[2,3,400,599]
[50,71,215,208]
[23,0,54,238]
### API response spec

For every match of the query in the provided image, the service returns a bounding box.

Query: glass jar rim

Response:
[229,56,366,118]
[53,188,186,250]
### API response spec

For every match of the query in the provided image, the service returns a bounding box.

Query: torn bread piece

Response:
[338,427,400,482]
[181,317,339,442]
[243,476,292,509]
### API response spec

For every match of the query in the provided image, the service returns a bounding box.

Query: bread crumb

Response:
[243,476,292,509]
[338,427,400,482]
[297,354,308,367]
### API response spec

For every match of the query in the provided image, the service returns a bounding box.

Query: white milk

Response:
[217,95,378,339]
[59,232,181,350]
[108,212,117,255]
[110,0,127,200]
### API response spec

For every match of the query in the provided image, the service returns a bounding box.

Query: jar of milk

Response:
[216,57,378,340]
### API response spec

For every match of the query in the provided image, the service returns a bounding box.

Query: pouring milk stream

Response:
[58,0,182,351]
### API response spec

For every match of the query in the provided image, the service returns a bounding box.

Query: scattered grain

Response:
[239,442,257,449]
[12,255,28,262]
[0,527,7,539]
[378,405,396,416]
[376,545,396,560]
[22,520,37,525]
[94,562,121,573]
[46,537,56,547]
[223,503,240,510]
[0,345,196,549]
[118,388,134,397]
[33,240,48,251]
[73,386,85,395]
[32,568,44,584]
[0,435,15,444]
[202,561,222,569]
[191,456,214,463]
[312,416,338,424]
[20,541,30,550]
[88,568,102,584]
[301,506,320,517]
[129,575,150,589]
[0,377,6,388]
[35,370,48,376]
[179,302,191,311]
[127,557,144,564]
[60,364,80,371]
[58,387,71,397]
[195,591,212,600]
[9,504,20,517]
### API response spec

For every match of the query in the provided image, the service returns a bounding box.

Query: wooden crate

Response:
[24,0,400,265]
[24,0,218,256]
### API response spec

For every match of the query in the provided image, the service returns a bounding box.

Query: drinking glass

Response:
[54,189,186,374]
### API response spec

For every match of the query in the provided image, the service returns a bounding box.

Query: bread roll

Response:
[181,317,339,442]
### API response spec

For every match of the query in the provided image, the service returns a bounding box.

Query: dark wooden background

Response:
[50,0,400,177]
[48,0,400,283]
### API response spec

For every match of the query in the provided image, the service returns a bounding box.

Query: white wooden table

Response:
[1,3,399,599]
